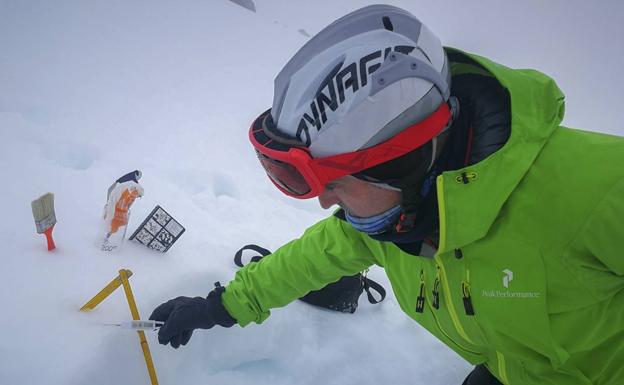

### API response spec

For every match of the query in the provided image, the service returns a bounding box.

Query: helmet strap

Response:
[394,186,424,233]
[394,171,439,233]
[395,97,459,232]
[393,141,439,233]
[428,136,438,172]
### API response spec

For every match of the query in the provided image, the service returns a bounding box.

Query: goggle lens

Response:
[255,151,311,196]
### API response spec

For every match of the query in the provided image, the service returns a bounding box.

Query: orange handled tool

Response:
[110,188,142,234]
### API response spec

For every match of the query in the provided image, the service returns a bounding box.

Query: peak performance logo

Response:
[482,269,540,299]
[296,45,415,146]
[502,269,513,288]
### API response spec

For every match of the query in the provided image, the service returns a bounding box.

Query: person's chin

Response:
[339,204,358,217]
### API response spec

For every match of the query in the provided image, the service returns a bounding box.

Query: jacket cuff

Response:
[221,278,271,327]
[207,282,237,327]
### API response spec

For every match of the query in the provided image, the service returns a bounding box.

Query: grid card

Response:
[129,205,185,252]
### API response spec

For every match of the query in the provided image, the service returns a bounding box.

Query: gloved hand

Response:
[149,282,236,348]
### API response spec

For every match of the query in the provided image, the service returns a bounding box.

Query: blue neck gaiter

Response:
[345,204,403,235]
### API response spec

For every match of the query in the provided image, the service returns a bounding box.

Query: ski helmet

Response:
[250,4,454,202]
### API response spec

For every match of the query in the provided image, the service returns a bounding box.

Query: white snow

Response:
[0,1,622,384]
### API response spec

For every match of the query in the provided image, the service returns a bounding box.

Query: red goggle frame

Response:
[249,102,451,199]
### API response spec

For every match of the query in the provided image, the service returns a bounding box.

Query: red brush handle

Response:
[44,225,56,251]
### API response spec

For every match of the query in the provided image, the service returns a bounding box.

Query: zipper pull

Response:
[432,266,441,310]
[416,270,425,313]
[462,281,474,316]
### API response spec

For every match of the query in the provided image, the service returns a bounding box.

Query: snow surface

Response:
[1,1,622,384]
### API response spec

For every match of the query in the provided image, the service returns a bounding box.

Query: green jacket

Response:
[223,49,624,385]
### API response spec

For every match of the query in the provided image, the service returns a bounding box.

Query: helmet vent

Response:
[382,16,393,31]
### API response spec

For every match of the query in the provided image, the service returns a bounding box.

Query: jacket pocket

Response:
[463,235,564,384]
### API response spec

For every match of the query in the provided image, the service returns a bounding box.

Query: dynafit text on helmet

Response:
[151,5,624,385]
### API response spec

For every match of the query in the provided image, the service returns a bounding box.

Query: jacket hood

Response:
[437,48,566,253]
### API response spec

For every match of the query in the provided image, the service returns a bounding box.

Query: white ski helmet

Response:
[266,4,452,159]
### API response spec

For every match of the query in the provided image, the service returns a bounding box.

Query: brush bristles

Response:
[31,192,56,233]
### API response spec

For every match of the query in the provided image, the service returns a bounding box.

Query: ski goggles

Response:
[249,102,451,199]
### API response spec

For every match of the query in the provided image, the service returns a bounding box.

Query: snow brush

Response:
[31,192,57,251]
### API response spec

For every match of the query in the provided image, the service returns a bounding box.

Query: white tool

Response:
[106,320,164,331]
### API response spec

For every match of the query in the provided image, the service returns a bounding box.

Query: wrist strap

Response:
[234,244,272,267]
[363,276,386,304]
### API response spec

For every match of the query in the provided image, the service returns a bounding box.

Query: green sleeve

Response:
[579,177,624,276]
[222,215,378,326]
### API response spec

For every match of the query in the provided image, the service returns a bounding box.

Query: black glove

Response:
[149,282,236,348]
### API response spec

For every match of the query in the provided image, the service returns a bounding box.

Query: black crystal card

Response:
[130,205,185,252]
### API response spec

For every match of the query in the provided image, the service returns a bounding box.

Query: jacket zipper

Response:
[419,268,481,356]
[432,266,441,310]
[496,351,511,385]
[464,272,506,381]
[435,175,478,349]
[434,256,477,346]
[438,175,509,379]
[462,270,475,316]
[416,270,425,313]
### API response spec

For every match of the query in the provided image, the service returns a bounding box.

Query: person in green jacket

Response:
[150,5,624,385]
